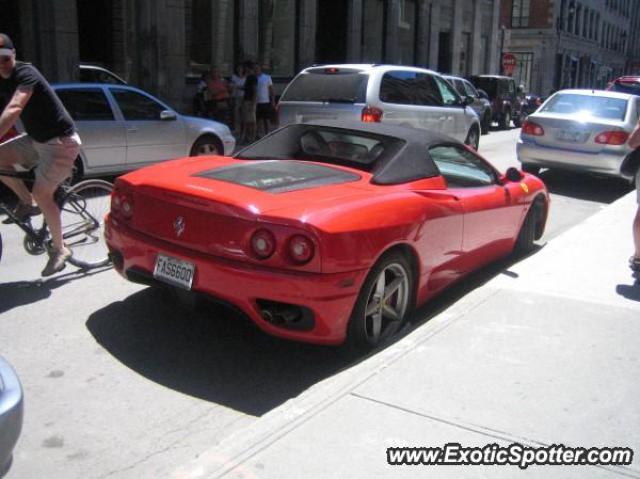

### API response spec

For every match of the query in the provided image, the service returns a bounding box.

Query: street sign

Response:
[502,53,517,76]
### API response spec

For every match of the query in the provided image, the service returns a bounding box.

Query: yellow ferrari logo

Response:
[520,182,529,193]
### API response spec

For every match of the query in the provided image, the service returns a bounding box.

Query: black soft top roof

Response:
[236,120,456,185]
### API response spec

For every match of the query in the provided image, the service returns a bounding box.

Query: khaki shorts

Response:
[0,132,81,185]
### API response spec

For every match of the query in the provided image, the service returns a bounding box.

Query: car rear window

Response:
[540,94,629,121]
[196,161,361,193]
[280,69,368,103]
[610,80,640,95]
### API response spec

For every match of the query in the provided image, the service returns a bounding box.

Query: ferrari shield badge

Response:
[520,182,529,194]
[173,216,185,237]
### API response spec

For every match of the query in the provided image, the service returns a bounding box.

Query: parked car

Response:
[78,64,127,85]
[606,76,640,96]
[0,355,23,477]
[517,89,637,178]
[52,83,235,181]
[277,64,482,150]
[443,74,492,134]
[106,121,548,350]
[467,75,524,129]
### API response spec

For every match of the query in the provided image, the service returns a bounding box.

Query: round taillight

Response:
[121,198,133,218]
[112,194,121,211]
[251,229,276,259]
[288,234,314,264]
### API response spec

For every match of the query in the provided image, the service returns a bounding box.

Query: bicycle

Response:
[0,169,113,271]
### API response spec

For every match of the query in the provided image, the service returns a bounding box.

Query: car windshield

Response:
[468,77,496,98]
[280,69,368,103]
[610,81,640,95]
[235,124,404,171]
[540,94,628,121]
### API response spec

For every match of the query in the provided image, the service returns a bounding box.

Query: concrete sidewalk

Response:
[173,191,640,479]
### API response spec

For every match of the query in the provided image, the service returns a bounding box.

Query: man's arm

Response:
[0,87,32,139]
[629,120,640,150]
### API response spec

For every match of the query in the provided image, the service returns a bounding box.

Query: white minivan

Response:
[278,64,482,149]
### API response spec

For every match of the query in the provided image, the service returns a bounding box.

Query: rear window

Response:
[540,94,629,121]
[610,80,640,96]
[280,69,368,103]
[196,161,361,194]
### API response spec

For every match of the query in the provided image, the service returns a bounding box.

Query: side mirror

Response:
[477,89,490,100]
[463,95,474,106]
[160,110,177,121]
[505,166,523,182]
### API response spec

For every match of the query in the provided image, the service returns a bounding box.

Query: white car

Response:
[0,355,23,477]
[53,83,236,181]
[278,64,482,150]
[517,89,637,179]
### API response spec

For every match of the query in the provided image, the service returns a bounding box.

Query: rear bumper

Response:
[517,138,627,177]
[0,357,23,475]
[105,216,368,346]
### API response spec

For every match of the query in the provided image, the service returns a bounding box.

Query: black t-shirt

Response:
[244,75,257,102]
[0,62,75,143]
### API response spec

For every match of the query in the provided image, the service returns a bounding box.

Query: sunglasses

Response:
[0,56,12,63]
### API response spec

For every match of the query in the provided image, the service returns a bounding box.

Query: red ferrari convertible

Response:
[106,121,548,348]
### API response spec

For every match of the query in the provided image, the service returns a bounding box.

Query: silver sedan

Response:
[53,83,236,181]
[0,355,23,477]
[517,89,637,179]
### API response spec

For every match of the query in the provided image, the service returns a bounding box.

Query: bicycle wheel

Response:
[59,179,113,269]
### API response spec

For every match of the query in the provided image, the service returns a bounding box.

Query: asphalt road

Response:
[0,128,633,479]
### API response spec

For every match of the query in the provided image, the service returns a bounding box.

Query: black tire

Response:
[500,109,511,130]
[346,251,414,351]
[465,126,480,150]
[521,163,540,176]
[513,115,522,128]
[190,135,222,156]
[60,179,113,269]
[514,198,544,255]
[481,111,491,135]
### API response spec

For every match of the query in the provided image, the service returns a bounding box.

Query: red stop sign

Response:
[502,53,517,75]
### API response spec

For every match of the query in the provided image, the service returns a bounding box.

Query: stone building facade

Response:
[501,0,632,96]
[0,0,502,112]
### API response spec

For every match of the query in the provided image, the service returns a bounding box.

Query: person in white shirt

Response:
[254,64,274,138]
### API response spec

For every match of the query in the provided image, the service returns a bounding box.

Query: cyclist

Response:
[0,33,81,276]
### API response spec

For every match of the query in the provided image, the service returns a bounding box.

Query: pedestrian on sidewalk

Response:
[626,121,640,276]
[230,63,246,137]
[0,33,81,276]
[254,63,275,138]
[241,62,258,144]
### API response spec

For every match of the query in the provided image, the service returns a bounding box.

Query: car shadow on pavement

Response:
[86,246,544,417]
[539,169,633,203]
[86,286,362,417]
[0,266,112,314]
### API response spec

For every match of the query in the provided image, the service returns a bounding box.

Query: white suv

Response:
[278,64,481,149]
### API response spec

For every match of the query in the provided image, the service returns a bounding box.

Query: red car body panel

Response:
[106,149,548,345]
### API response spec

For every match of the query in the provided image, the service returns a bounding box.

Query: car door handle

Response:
[127,127,138,133]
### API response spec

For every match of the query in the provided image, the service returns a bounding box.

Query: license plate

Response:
[556,130,582,142]
[153,253,195,290]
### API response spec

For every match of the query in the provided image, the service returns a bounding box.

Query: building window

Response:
[511,0,530,27]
